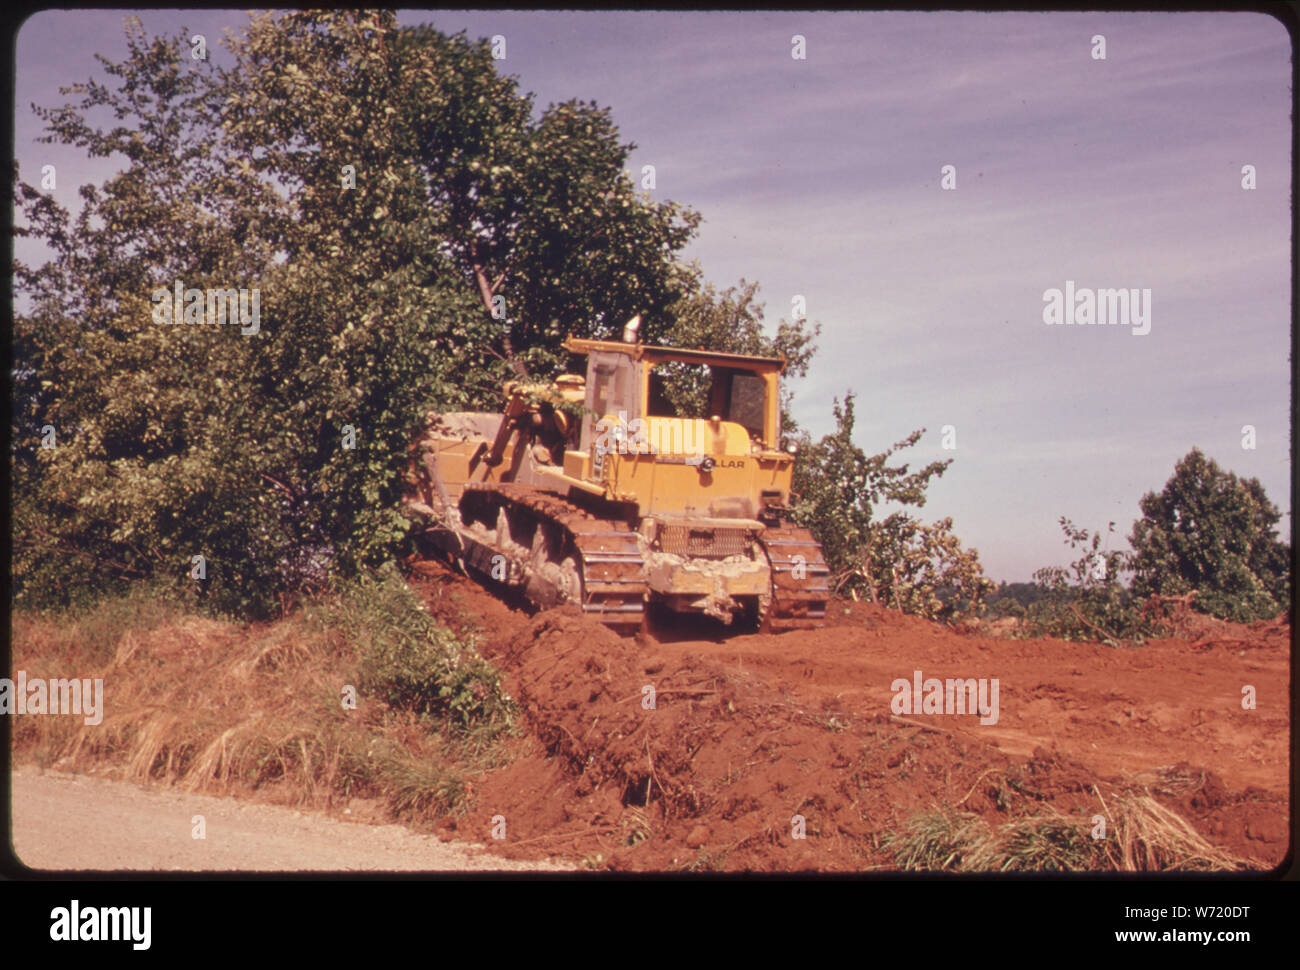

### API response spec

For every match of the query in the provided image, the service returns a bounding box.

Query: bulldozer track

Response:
[759,527,830,632]
[455,483,647,634]
[411,484,829,636]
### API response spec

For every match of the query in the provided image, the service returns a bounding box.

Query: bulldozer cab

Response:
[565,337,786,456]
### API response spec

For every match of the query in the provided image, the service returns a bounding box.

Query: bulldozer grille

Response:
[657,525,754,559]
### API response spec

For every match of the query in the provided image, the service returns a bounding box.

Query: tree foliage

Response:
[221,12,699,378]
[1128,448,1289,623]
[1023,449,1291,644]
[12,12,701,616]
[656,272,819,434]
[13,18,294,614]
[790,394,990,621]
[1023,518,1166,644]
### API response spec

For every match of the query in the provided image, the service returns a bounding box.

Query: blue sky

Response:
[13,10,1293,581]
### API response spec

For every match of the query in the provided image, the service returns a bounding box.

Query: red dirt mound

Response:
[411,561,1290,871]
[461,608,1002,870]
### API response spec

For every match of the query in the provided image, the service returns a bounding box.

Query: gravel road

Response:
[10,764,573,872]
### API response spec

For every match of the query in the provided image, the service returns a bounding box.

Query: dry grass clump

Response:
[11,571,514,826]
[1104,793,1247,871]
[882,786,1253,873]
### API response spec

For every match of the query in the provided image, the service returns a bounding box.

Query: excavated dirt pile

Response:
[413,566,1289,872]
[456,608,987,870]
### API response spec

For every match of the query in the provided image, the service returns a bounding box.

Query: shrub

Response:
[1024,519,1167,644]
[329,563,515,737]
[792,394,990,621]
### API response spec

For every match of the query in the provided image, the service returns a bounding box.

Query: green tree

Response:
[656,271,819,434]
[11,11,706,616]
[790,393,990,621]
[12,18,291,614]
[222,11,699,378]
[1128,448,1289,622]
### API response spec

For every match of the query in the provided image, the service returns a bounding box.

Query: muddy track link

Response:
[458,483,647,634]
[759,526,830,632]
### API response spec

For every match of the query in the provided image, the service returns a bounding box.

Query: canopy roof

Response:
[564,336,787,374]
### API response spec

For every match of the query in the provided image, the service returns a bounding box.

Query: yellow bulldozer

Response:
[404,322,829,634]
